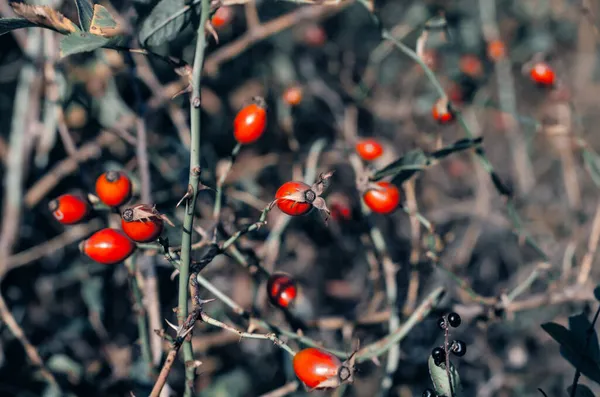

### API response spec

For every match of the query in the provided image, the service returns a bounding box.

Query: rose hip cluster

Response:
[49,170,169,265]
[423,312,466,397]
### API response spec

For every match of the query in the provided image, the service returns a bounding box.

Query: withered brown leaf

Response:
[10,3,78,34]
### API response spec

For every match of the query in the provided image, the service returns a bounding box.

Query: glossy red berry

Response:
[49,194,90,225]
[530,62,555,86]
[283,85,303,106]
[211,6,233,29]
[81,228,135,265]
[355,139,384,161]
[293,348,342,389]
[267,273,298,308]
[233,97,267,144]
[432,99,454,124]
[95,171,132,207]
[363,182,400,214]
[121,218,162,244]
[275,181,314,216]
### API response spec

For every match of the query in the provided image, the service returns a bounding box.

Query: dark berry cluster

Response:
[422,312,467,396]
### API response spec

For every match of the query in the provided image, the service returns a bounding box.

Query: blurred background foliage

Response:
[1,0,600,396]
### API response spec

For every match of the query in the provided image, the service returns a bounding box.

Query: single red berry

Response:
[121,215,163,243]
[275,181,314,216]
[530,62,555,86]
[303,24,327,47]
[330,202,352,221]
[95,171,132,207]
[459,54,483,78]
[432,99,454,124]
[356,139,384,161]
[267,273,298,308]
[283,85,303,106]
[211,6,233,29]
[487,39,506,61]
[293,348,343,389]
[81,228,135,265]
[233,97,267,144]
[363,182,400,214]
[49,194,90,225]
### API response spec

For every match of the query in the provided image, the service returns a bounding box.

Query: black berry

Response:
[432,346,446,365]
[437,316,447,330]
[422,389,435,397]
[451,340,467,357]
[448,312,461,328]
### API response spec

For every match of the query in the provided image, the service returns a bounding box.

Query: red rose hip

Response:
[95,171,132,207]
[363,182,400,214]
[49,194,90,224]
[293,348,342,388]
[530,62,555,86]
[82,228,135,265]
[356,138,384,161]
[233,97,267,144]
[267,273,298,308]
[275,181,314,216]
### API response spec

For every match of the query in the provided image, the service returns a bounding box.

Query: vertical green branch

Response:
[178,0,211,395]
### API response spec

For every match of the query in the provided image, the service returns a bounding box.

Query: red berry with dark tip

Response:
[95,171,132,207]
[275,181,314,216]
[82,228,135,265]
[49,194,90,225]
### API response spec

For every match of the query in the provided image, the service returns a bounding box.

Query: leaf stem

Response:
[178,1,211,395]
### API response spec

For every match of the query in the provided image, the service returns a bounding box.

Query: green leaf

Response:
[569,313,600,363]
[0,18,37,36]
[583,149,600,188]
[567,384,596,397]
[59,32,110,57]
[372,148,429,181]
[427,355,463,397]
[543,322,600,385]
[138,0,203,47]
[74,0,94,31]
[431,137,483,159]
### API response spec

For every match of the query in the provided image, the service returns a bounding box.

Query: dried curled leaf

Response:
[89,4,122,37]
[10,3,78,34]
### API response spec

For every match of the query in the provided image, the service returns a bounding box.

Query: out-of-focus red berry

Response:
[275,181,313,216]
[267,273,298,308]
[356,139,384,161]
[530,62,555,86]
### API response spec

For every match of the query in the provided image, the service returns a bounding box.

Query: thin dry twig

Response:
[204,3,351,74]
[577,201,600,284]
[0,293,60,390]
